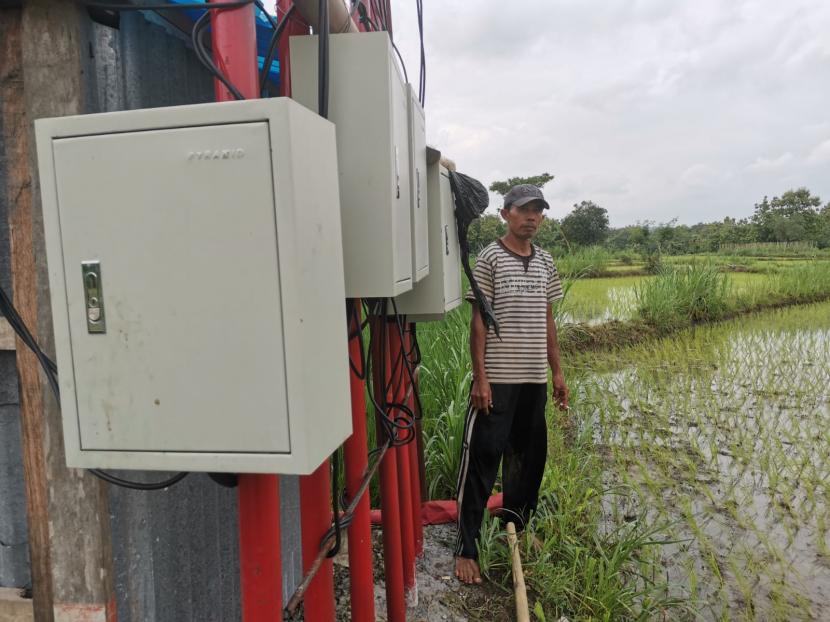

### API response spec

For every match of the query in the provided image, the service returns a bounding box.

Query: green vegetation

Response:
[412,259,830,620]
[634,264,731,330]
[555,245,613,279]
[467,186,830,259]
[574,302,830,620]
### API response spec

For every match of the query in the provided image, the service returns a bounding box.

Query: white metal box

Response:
[290,32,413,297]
[35,98,352,474]
[394,161,462,321]
[407,85,429,283]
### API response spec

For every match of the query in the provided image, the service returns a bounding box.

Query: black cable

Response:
[317,0,330,119]
[75,0,252,101]
[325,449,342,558]
[360,0,407,85]
[370,299,417,446]
[356,2,377,32]
[347,300,367,380]
[0,284,189,491]
[192,10,247,100]
[258,4,296,96]
[390,39,409,85]
[89,469,189,490]
[389,301,424,422]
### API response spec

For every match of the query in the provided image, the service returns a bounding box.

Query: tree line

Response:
[470,175,830,255]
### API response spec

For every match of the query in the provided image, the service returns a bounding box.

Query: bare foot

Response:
[454,556,482,585]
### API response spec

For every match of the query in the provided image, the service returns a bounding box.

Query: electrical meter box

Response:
[35,98,352,475]
[394,156,462,321]
[407,85,429,283]
[290,32,413,297]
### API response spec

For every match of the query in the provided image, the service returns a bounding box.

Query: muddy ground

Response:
[330,523,514,622]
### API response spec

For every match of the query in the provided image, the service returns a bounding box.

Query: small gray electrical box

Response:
[290,32,414,297]
[35,98,352,474]
[407,85,429,284]
[394,161,462,321]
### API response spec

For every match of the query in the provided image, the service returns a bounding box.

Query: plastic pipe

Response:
[208,3,283,621]
[342,302,376,621]
[372,318,406,622]
[388,327,416,604]
[291,0,359,33]
[300,462,336,621]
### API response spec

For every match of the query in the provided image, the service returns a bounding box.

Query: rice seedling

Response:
[571,301,830,620]
[634,263,731,330]
[555,246,613,279]
[412,259,830,619]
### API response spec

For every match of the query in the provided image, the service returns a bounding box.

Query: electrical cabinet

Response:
[408,85,429,283]
[290,32,413,297]
[35,98,352,474]
[394,159,462,321]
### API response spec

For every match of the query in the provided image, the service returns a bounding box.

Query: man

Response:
[454,183,569,585]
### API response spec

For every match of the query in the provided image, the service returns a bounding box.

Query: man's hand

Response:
[471,376,493,413]
[552,371,569,411]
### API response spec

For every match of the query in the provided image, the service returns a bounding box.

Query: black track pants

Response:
[454,383,548,559]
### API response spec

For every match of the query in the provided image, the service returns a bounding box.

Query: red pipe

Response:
[343,302,376,622]
[300,462,336,621]
[277,5,337,619]
[388,328,416,602]
[208,4,283,621]
[209,1,258,101]
[372,318,406,622]
[405,329,424,558]
[238,476,282,622]
[276,0,310,97]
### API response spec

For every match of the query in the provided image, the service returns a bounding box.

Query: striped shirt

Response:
[465,240,564,384]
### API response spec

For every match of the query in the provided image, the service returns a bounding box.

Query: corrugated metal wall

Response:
[0,11,303,620]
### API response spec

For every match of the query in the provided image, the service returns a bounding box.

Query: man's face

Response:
[500,201,545,240]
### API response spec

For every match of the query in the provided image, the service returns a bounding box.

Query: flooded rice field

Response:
[574,301,830,620]
[561,273,770,325]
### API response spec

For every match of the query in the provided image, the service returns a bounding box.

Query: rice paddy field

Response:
[414,256,830,620]
[558,269,824,325]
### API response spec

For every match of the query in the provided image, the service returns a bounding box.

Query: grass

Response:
[555,246,613,278]
[634,263,731,330]
[472,396,689,620]
[717,241,823,257]
[571,301,830,620]
[408,257,830,619]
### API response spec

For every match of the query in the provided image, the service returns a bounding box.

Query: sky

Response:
[381,0,830,226]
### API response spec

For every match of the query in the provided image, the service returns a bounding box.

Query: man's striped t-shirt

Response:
[465,240,564,384]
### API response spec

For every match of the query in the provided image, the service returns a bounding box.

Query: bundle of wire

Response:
[76,0,286,101]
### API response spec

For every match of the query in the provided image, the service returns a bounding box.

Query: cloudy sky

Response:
[387,0,830,226]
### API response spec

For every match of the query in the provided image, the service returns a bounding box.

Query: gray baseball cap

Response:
[503,184,550,210]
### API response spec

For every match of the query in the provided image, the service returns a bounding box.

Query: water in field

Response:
[574,301,830,620]
[559,275,645,323]
[560,272,772,324]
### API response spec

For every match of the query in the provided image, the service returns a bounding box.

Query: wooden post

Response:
[506,522,530,622]
[1,4,116,620]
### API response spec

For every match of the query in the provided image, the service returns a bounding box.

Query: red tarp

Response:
[369,493,503,526]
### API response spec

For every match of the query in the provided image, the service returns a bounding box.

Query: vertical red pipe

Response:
[372,318,406,622]
[276,0,310,97]
[276,5,337,620]
[405,329,424,557]
[208,4,283,621]
[343,303,376,622]
[388,328,416,603]
[299,462,336,621]
[209,2,258,101]
[238,476,282,621]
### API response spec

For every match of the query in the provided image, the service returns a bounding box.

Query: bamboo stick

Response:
[507,522,530,622]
